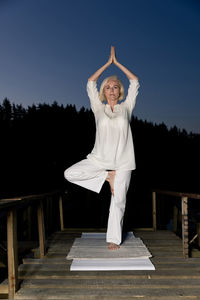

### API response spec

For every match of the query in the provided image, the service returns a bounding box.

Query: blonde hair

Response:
[99,75,124,102]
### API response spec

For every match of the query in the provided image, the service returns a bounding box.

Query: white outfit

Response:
[64,78,139,245]
[87,79,139,171]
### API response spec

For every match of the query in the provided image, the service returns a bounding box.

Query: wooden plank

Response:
[143,245,183,250]
[18,269,200,279]
[0,191,61,210]
[182,196,189,258]
[46,252,183,259]
[19,277,200,288]
[7,208,19,299]
[53,228,106,233]
[22,256,200,265]
[47,241,74,247]
[152,257,200,263]
[37,199,46,258]
[18,262,200,272]
[59,196,64,231]
[152,189,200,200]
[12,295,200,300]
[197,222,200,248]
[1,191,60,202]
[0,282,8,294]
[134,231,181,239]
[13,286,200,298]
[47,250,182,257]
[22,258,72,265]
[135,229,180,235]
[140,239,182,245]
[13,229,200,300]
[133,227,154,231]
[152,191,156,231]
[149,252,183,258]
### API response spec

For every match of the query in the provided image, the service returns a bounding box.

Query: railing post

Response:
[181,196,189,258]
[152,191,157,231]
[37,199,46,258]
[197,223,200,248]
[59,195,64,231]
[7,208,19,299]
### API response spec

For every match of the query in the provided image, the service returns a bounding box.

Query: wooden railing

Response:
[1,188,199,297]
[152,189,200,258]
[0,190,64,299]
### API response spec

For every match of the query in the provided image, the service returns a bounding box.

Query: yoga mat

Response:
[70,258,155,271]
[67,232,155,271]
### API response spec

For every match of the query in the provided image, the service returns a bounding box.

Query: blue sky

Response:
[0,0,200,133]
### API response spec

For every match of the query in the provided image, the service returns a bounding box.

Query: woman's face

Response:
[103,80,120,104]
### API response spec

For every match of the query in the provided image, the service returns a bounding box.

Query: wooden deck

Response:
[3,229,200,300]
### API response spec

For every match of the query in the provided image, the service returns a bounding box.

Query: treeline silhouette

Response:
[1,97,200,198]
[1,98,200,228]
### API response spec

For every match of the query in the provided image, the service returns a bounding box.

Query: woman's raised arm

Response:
[88,46,138,81]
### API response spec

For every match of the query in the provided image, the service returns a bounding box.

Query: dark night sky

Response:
[0,0,200,133]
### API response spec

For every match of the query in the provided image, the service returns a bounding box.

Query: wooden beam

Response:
[152,189,200,200]
[7,208,19,299]
[197,222,200,248]
[37,199,46,258]
[59,196,64,231]
[181,196,189,258]
[0,283,8,294]
[152,191,156,231]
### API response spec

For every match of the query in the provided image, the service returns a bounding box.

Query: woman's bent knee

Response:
[64,168,72,182]
[64,166,81,182]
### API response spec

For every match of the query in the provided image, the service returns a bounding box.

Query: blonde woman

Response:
[64,46,139,250]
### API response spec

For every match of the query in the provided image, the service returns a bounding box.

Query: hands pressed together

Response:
[88,46,138,81]
[108,46,117,65]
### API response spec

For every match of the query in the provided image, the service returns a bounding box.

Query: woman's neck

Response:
[107,100,118,112]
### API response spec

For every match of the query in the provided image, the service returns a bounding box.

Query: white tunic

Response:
[86,79,140,171]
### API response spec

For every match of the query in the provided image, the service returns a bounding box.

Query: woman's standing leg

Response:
[106,170,132,248]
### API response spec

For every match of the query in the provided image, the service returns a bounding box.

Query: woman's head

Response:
[99,75,124,102]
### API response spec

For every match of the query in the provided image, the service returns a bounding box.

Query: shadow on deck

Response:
[11,228,200,300]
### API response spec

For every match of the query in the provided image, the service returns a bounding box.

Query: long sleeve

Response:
[86,81,103,113]
[86,78,139,171]
[124,79,140,116]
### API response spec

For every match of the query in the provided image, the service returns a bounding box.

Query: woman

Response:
[64,46,139,250]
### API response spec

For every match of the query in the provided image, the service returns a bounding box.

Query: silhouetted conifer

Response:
[0,98,199,199]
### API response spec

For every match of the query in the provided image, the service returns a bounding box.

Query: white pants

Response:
[64,159,132,245]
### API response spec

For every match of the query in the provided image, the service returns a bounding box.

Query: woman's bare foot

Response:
[106,170,116,195]
[108,243,120,250]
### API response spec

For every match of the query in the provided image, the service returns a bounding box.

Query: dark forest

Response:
[1,98,200,228]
